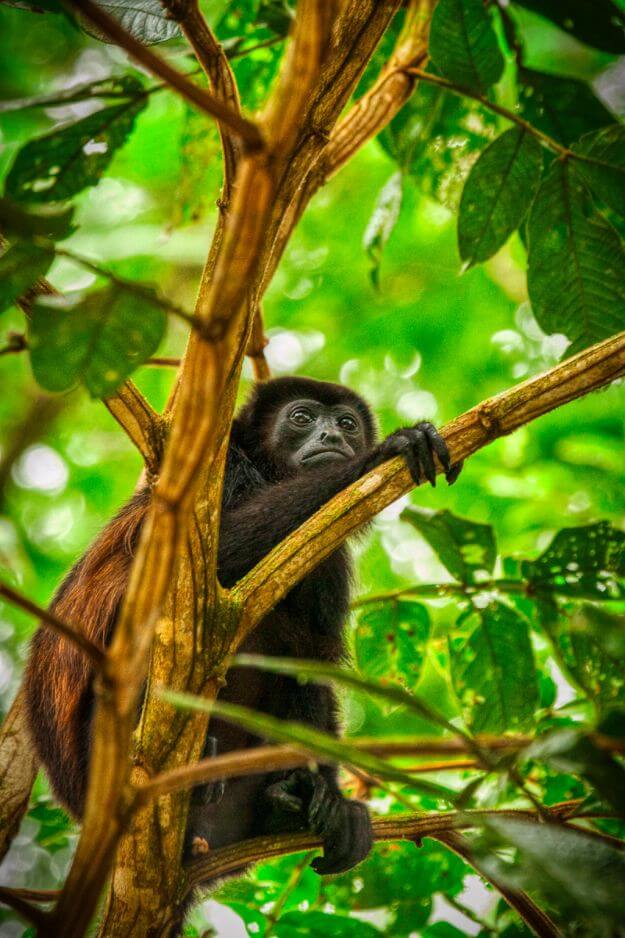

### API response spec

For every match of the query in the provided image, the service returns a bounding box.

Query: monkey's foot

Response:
[191,836,210,857]
[367,423,462,487]
[265,770,373,876]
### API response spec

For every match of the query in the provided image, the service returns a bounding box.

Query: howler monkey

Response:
[25,376,459,881]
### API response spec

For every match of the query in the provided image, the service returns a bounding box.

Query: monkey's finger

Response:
[418,422,451,474]
[265,781,303,814]
[397,435,422,485]
[412,429,436,487]
[310,801,346,875]
[446,460,463,485]
[308,776,331,828]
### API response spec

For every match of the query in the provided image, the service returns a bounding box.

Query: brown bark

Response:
[0,689,38,864]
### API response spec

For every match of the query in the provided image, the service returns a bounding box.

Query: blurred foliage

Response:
[1,0,625,935]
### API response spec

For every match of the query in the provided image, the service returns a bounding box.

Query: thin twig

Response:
[404,66,570,156]
[63,0,264,150]
[0,886,48,928]
[0,583,106,667]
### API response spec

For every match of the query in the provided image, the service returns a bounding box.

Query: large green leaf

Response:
[528,728,625,815]
[403,506,497,584]
[449,602,538,733]
[518,68,615,147]
[163,687,457,801]
[28,287,166,398]
[5,99,146,203]
[0,242,54,314]
[512,0,625,54]
[574,125,625,220]
[380,81,497,209]
[458,127,542,266]
[76,0,181,43]
[354,600,430,686]
[480,817,625,925]
[527,160,625,355]
[429,0,504,94]
[363,171,403,289]
[0,198,74,241]
[522,522,625,599]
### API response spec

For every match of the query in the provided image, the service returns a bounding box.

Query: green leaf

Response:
[355,600,430,686]
[403,506,497,584]
[522,521,625,599]
[449,601,538,733]
[0,242,54,314]
[429,0,504,94]
[0,74,144,114]
[380,81,498,210]
[527,160,625,355]
[163,687,458,802]
[28,287,166,398]
[275,911,381,937]
[5,99,146,203]
[232,654,457,735]
[479,817,625,925]
[527,728,625,815]
[518,69,615,147]
[458,128,542,266]
[76,0,181,43]
[0,198,74,241]
[573,125,625,221]
[363,171,403,289]
[512,0,625,55]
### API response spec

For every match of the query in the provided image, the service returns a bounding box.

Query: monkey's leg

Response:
[263,769,373,875]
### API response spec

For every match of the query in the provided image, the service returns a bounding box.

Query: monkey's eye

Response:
[338,415,358,431]
[290,408,314,426]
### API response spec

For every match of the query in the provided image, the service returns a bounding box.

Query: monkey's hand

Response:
[264,770,372,875]
[363,422,462,487]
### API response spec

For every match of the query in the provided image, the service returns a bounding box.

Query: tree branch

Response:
[64,0,263,151]
[160,0,242,195]
[183,801,583,892]
[103,382,164,478]
[0,583,106,667]
[0,688,38,864]
[233,331,625,635]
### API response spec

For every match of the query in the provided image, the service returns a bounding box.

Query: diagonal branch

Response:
[0,583,106,667]
[103,382,164,478]
[64,0,263,151]
[0,688,38,864]
[160,0,242,194]
[233,330,625,634]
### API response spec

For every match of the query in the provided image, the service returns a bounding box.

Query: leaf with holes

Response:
[75,0,181,43]
[512,0,625,54]
[574,125,625,221]
[522,522,625,599]
[354,600,430,686]
[0,242,54,314]
[458,128,542,266]
[28,287,166,398]
[403,506,497,584]
[0,198,74,241]
[5,99,146,203]
[379,80,498,210]
[429,0,504,94]
[518,69,615,147]
[449,602,538,733]
[527,160,625,355]
[363,171,403,289]
[0,74,144,115]
[479,818,625,925]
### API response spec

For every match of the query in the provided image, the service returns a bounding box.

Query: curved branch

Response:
[0,688,38,863]
[234,331,625,634]
[64,0,263,151]
[183,801,582,893]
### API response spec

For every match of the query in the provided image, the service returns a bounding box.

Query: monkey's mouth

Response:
[302,448,350,463]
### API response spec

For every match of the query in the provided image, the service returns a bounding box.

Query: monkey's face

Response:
[268,398,368,474]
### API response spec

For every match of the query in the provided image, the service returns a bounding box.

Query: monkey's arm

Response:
[218,422,457,587]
